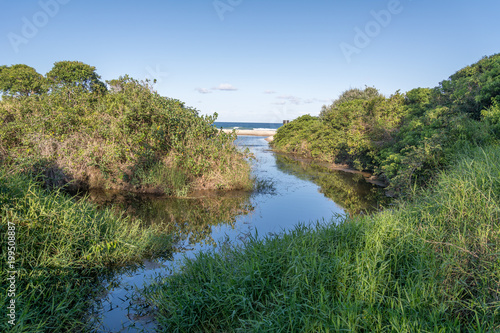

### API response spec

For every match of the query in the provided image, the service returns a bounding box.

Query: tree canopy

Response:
[319,86,382,119]
[46,61,107,94]
[274,53,500,192]
[0,64,46,97]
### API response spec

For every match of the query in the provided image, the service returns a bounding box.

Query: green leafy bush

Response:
[0,63,252,196]
[273,53,500,193]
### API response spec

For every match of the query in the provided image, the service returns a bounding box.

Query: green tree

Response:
[0,64,46,97]
[438,53,500,119]
[319,86,381,119]
[46,61,107,94]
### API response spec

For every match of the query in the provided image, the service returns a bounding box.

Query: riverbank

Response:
[93,135,381,330]
[0,170,173,332]
[272,54,500,194]
[143,144,500,331]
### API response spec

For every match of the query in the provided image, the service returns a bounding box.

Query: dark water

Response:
[90,136,386,332]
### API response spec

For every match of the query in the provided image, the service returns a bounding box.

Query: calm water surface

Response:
[91,136,386,332]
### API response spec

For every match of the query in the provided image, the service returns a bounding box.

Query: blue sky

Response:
[1,0,500,122]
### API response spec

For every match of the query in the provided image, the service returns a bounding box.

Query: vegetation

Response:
[0,61,252,196]
[0,170,173,332]
[275,154,387,215]
[141,53,500,331]
[143,144,500,332]
[273,54,500,193]
[0,61,254,331]
[2,54,499,331]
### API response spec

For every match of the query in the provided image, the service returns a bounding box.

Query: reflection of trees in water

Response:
[275,154,388,215]
[85,190,253,247]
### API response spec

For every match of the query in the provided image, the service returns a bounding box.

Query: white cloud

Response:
[276,96,329,105]
[277,95,302,105]
[213,83,238,91]
[196,87,212,94]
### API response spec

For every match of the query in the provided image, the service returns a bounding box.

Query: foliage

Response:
[439,54,500,119]
[482,100,500,137]
[274,89,407,172]
[0,65,252,196]
[143,145,500,332]
[273,53,500,193]
[0,64,46,97]
[319,86,382,119]
[45,60,107,94]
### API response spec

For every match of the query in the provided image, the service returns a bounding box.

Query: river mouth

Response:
[88,136,388,332]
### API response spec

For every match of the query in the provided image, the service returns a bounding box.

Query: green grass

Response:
[0,170,173,332]
[142,145,500,332]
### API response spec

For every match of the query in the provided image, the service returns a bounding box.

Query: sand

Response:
[221,129,276,142]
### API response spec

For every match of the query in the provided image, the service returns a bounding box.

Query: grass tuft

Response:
[0,170,173,332]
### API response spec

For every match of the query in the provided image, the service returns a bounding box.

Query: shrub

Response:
[0,67,252,196]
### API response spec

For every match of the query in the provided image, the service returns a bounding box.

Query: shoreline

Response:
[221,129,276,142]
[273,151,389,188]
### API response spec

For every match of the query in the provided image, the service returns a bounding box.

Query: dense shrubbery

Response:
[273,54,500,192]
[0,61,252,196]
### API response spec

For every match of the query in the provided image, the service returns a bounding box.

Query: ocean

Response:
[213,122,283,131]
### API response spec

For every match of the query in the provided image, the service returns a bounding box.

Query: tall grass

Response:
[143,145,500,332]
[0,170,173,332]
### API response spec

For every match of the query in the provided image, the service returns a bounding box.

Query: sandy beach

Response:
[221,129,276,142]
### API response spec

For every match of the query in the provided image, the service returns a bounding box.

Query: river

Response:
[89,135,386,332]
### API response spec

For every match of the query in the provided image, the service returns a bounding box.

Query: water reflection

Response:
[89,136,388,332]
[86,189,253,247]
[274,154,388,215]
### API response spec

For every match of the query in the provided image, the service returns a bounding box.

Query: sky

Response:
[1,0,500,122]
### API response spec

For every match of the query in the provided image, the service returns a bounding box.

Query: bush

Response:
[273,54,500,194]
[0,68,252,196]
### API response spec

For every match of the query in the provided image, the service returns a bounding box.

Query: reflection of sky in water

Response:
[91,135,383,332]
[222,136,345,238]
